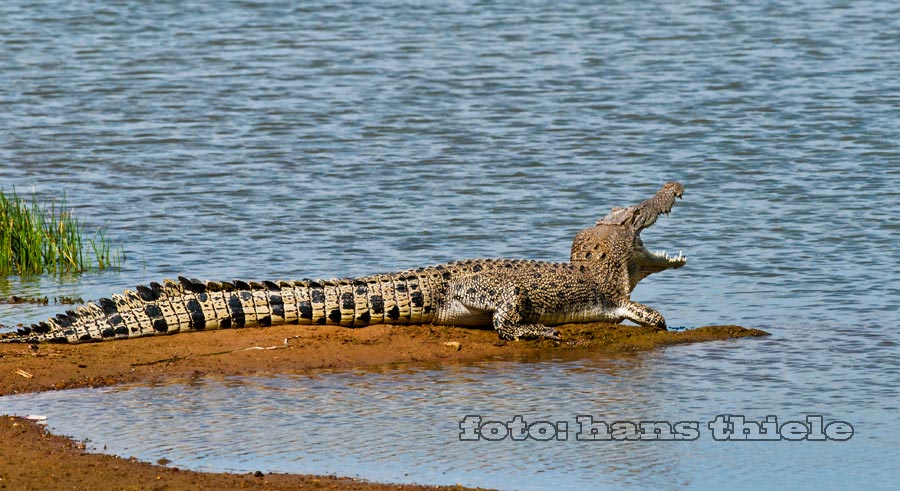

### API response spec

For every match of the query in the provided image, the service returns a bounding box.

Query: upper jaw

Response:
[632,182,683,232]
[632,182,687,270]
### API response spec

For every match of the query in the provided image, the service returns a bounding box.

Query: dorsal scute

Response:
[123,290,142,303]
[110,293,128,307]
[149,282,165,297]
[163,279,183,295]
[177,276,192,290]
[190,278,206,292]
[136,284,157,301]
[178,276,207,293]
[98,297,117,314]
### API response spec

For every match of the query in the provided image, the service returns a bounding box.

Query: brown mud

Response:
[0,322,768,490]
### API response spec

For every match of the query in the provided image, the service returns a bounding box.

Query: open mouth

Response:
[635,236,687,269]
[634,192,687,270]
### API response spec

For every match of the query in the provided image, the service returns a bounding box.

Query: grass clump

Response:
[0,189,124,276]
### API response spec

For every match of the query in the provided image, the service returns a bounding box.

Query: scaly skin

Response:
[1,182,687,343]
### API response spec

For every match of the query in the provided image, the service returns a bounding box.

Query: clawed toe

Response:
[541,328,562,341]
[497,324,561,341]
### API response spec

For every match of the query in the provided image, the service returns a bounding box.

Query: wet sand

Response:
[0,322,768,489]
[0,415,494,491]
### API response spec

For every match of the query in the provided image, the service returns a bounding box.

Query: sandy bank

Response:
[0,322,768,490]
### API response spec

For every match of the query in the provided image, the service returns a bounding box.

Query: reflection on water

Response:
[1,0,898,489]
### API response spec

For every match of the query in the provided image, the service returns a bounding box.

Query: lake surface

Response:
[1,0,898,489]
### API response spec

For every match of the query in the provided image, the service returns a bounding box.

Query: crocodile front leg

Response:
[492,287,561,341]
[618,300,667,330]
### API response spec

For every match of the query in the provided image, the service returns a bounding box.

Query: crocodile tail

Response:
[1,277,270,343]
[0,271,441,344]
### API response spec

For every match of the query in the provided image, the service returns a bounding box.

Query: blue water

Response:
[1,0,898,489]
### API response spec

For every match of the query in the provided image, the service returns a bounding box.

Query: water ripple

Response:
[2,0,899,489]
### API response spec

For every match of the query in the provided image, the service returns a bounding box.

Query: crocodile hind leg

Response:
[618,300,667,330]
[492,288,561,341]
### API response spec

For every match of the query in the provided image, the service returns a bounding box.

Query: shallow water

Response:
[1,0,898,489]
[3,341,896,491]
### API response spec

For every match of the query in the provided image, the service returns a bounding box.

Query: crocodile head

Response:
[571,181,687,294]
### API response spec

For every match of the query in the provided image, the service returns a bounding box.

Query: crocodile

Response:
[1,182,687,344]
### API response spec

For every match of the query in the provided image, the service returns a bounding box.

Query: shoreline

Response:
[0,415,494,491]
[1,322,768,489]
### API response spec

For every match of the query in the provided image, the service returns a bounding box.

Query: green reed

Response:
[0,189,124,276]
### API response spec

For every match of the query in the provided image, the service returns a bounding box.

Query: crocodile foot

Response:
[498,324,561,341]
